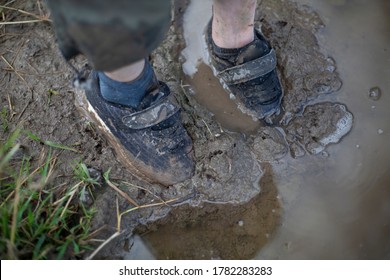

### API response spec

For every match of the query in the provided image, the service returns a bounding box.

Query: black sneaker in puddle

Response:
[206,22,283,120]
[75,71,195,186]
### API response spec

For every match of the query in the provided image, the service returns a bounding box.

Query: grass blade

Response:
[25,131,79,153]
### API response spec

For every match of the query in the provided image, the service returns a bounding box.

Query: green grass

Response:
[0,130,98,259]
[1,107,9,133]
[25,131,80,153]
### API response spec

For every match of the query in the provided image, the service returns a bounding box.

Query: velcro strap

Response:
[122,96,179,129]
[217,49,277,85]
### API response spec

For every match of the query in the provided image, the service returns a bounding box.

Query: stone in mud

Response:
[289,142,306,158]
[286,103,353,155]
[368,87,382,101]
[249,127,288,161]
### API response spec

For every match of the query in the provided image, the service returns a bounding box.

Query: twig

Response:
[180,80,193,100]
[7,94,15,120]
[1,54,34,121]
[122,198,180,215]
[1,55,33,99]
[59,182,83,218]
[85,226,107,240]
[36,0,44,18]
[26,61,40,75]
[0,32,27,38]
[105,177,139,207]
[122,181,169,206]
[10,40,24,66]
[4,1,17,7]
[116,197,181,232]
[1,68,66,76]
[0,5,51,22]
[85,231,121,260]
[116,196,120,232]
[0,19,46,25]
[15,100,32,122]
[87,239,106,243]
[0,189,15,208]
[202,119,214,138]
[19,152,57,187]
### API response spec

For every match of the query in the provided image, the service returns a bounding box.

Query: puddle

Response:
[185,63,260,133]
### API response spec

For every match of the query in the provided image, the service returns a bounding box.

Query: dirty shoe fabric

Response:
[76,72,195,186]
[206,23,283,119]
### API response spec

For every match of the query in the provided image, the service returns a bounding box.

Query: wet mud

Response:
[0,0,361,259]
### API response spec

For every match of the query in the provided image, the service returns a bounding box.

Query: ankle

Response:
[211,0,256,48]
[212,20,254,49]
[104,59,146,82]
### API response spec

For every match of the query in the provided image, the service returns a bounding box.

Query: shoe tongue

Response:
[235,36,270,65]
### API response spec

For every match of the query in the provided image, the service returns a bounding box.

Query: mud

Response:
[135,165,280,260]
[0,0,354,259]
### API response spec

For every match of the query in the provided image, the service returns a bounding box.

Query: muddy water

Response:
[185,63,260,133]
[179,0,390,259]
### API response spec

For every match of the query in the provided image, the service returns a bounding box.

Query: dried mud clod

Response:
[249,127,288,162]
[286,103,353,156]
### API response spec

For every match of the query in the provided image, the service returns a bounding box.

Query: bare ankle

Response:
[104,59,145,82]
[212,0,256,48]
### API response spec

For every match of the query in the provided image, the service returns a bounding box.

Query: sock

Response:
[97,60,158,109]
[211,32,270,67]
[211,43,241,64]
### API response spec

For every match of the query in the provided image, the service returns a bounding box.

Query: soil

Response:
[0,0,353,259]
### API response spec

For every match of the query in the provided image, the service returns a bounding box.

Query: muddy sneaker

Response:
[206,22,283,120]
[75,71,195,186]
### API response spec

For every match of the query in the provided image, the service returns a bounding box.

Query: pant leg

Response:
[45,0,171,71]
